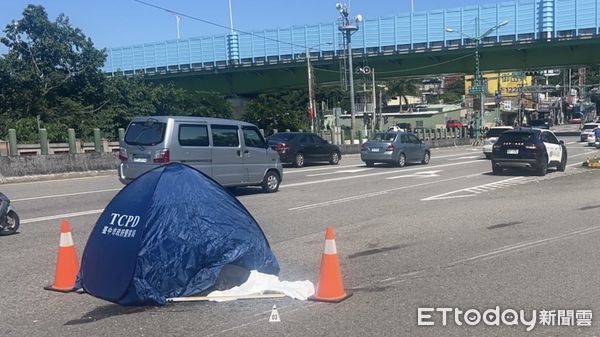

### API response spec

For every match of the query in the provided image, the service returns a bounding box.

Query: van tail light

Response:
[386,144,395,151]
[525,144,538,150]
[275,143,289,153]
[153,149,170,163]
[118,148,128,161]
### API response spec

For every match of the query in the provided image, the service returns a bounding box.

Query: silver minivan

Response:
[118,116,283,192]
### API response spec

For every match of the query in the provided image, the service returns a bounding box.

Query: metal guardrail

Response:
[2,128,124,157]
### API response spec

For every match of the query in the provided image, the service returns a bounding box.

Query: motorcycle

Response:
[0,205,20,236]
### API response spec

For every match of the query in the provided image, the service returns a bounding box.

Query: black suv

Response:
[491,128,567,176]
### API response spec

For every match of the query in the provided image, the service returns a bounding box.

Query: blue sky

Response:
[1,0,501,51]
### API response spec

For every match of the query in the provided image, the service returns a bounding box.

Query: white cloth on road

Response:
[206,270,315,302]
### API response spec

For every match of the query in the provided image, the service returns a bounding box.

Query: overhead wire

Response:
[133,0,321,52]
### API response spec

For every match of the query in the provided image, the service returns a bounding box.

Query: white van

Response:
[118,116,283,193]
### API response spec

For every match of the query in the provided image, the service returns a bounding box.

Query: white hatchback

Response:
[580,123,600,142]
[587,128,599,146]
[482,126,514,159]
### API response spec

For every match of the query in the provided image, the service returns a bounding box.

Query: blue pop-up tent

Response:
[78,163,279,306]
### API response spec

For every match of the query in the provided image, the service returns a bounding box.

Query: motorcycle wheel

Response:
[0,211,20,236]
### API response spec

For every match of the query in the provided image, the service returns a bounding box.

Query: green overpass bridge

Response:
[104,0,600,94]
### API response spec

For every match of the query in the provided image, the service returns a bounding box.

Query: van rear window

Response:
[124,120,166,146]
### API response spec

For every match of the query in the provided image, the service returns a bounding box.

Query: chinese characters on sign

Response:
[100,212,141,239]
[418,307,592,331]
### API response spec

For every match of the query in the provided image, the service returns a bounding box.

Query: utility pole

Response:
[371,68,376,135]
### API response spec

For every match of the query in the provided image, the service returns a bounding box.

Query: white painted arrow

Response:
[386,170,442,180]
[307,168,371,177]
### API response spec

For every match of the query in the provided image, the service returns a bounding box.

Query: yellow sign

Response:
[465,72,533,97]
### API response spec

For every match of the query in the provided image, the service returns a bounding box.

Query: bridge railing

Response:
[104,0,600,74]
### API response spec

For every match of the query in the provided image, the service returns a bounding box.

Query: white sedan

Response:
[587,128,598,146]
[482,126,514,159]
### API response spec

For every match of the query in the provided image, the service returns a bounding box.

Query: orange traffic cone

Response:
[310,226,352,303]
[44,220,79,293]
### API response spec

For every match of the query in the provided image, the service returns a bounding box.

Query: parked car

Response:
[266,132,341,168]
[580,123,600,142]
[586,129,598,146]
[491,128,567,176]
[528,119,552,129]
[360,131,430,167]
[118,116,283,193]
[446,120,464,129]
[482,126,513,159]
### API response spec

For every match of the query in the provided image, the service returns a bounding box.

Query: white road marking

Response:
[284,164,363,174]
[12,188,121,202]
[447,155,480,161]
[284,151,486,175]
[307,168,372,177]
[386,170,442,179]
[280,160,482,189]
[288,172,484,211]
[567,141,577,145]
[3,174,115,186]
[447,226,600,266]
[422,164,586,201]
[21,209,105,224]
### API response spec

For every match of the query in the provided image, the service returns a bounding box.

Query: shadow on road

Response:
[64,304,149,325]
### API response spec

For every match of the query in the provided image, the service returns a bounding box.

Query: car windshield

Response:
[124,120,167,146]
[499,132,535,142]
[485,129,511,138]
[529,120,546,126]
[370,133,397,142]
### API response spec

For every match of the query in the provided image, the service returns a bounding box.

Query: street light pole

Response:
[337,3,362,141]
[307,47,315,132]
[446,18,508,140]
[475,19,485,138]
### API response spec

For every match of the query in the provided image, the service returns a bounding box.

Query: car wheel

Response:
[0,210,19,236]
[536,155,548,176]
[484,153,491,160]
[365,161,374,167]
[261,170,280,193]
[491,161,502,175]
[557,151,567,172]
[329,151,340,165]
[421,151,430,165]
[396,153,406,167]
[294,152,305,168]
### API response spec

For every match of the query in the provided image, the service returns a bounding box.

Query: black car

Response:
[266,132,341,168]
[491,128,567,176]
[528,118,553,129]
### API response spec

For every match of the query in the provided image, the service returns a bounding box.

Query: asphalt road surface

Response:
[2,136,600,337]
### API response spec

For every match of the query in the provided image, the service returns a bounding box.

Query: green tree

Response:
[243,90,308,134]
[0,5,106,141]
[386,79,418,111]
[440,78,465,104]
